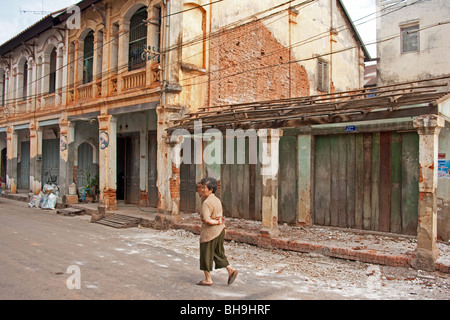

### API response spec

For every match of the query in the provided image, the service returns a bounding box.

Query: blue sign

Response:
[345,125,356,133]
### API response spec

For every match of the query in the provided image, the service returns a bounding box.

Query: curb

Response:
[172,222,449,273]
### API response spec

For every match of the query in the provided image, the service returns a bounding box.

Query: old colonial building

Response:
[0,0,368,209]
[375,0,450,251]
[0,0,448,271]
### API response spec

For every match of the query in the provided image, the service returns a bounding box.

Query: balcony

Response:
[67,63,161,105]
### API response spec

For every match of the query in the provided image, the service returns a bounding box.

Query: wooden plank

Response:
[362,133,372,230]
[401,132,419,235]
[379,132,392,232]
[330,135,339,227]
[337,135,347,228]
[354,134,364,229]
[390,132,402,234]
[278,135,298,224]
[313,136,331,226]
[371,132,380,231]
[221,138,232,217]
[346,134,356,229]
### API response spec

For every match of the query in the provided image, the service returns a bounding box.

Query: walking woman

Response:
[197,177,238,286]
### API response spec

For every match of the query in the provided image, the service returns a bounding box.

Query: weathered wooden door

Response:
[1,148,6,182]
[125,135,140,204]
[42,139,59,186]
[147,131,158,207]
[18,141,30,190]
[221,137,261,220]
[278,135,298,224]
[117,136,140,204]
[314,132,419,235]
[180,136,196,213]
[77,142,94,189]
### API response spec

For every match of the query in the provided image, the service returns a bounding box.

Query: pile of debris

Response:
[28,184,60,210]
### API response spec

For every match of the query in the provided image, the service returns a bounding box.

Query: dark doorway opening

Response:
[117,134,140,204]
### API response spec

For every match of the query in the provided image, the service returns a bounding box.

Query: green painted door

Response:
[314,132,419,235]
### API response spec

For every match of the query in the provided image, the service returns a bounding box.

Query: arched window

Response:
[49,48,57,93]
[22,61,28,100]
[83,31,94,84]
[128,7,148,71]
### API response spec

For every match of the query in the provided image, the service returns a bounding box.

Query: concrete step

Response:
[95,214,140,229]
[56,208,84,216]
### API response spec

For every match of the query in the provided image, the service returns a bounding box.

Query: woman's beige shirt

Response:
[200,193,225,243]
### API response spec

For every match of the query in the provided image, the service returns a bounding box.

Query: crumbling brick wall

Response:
[209,20,310,106]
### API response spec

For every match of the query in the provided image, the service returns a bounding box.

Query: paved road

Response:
[0,197,320,301]
[1,197,449,304]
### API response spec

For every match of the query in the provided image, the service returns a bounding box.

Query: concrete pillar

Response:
[413,114,445,271]
[6,126,18,193]
[59,119,75,197]
[155,132,183,228]
[297,135,313,225]
[139,127,149,207]
[98,115,117,210]
[29,120,43,195]
[258,128,282,238]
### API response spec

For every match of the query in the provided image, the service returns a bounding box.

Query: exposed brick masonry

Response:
[209,20,310,106]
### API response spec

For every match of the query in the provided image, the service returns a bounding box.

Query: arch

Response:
[128,5,148,71]
[74,139,98,164]
[182,3,207,68]
[120,2,148,21]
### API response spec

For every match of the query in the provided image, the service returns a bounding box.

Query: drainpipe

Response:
[162,0,170,107]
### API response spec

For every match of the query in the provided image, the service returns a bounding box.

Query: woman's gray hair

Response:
[202,177,218,193]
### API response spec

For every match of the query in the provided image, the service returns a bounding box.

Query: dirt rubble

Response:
[123,224,450,300]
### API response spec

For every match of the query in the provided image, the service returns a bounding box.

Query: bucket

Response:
[68,183,77,195]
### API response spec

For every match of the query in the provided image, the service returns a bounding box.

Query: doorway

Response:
[117,134,140,204]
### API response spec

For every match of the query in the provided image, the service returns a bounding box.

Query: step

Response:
[56,208,84,216]
[95,214,140,229]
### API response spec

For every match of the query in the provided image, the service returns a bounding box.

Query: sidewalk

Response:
[70,199,450,273]
[2,191,449,273]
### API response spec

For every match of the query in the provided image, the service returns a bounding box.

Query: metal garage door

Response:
[18,141,30,190]
[42,139,60,186]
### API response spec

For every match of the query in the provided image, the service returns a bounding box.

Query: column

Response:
[97,115,117,210]
[155,132,183,228]
[55,46,64,105]
[59,119,75,198]
[257,128,282,238]
[413,114,445,271]
[297,135,312,225]
[29,120,43,195]
[139,127,149,207]
[6,126,18,193]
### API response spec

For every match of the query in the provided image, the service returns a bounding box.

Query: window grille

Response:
[49,49,57,93]
[317,59,329,93]
[83,31,94,84]
[129,7,148,71]
[401,24,419,53]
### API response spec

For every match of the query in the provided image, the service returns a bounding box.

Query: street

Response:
[0,197,449,301]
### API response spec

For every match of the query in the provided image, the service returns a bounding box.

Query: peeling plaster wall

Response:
[376,0,450,87]
[438,124,450,240]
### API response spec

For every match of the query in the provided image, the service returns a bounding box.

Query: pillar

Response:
[29,120,43,195]
[257,128,282,238]
[155,132,183,228]
[413,114,445,271]
[98,115,117,210]
[6,126,18,193]
[59,119,75,197]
